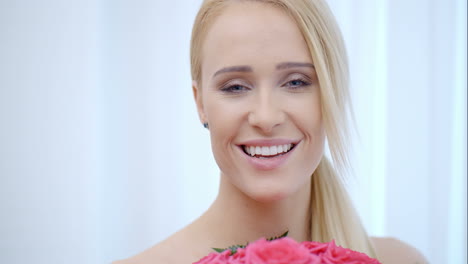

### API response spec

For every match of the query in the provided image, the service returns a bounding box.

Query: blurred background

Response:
[0,0,466,263]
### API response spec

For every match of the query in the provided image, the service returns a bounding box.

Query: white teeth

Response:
[243,143,294,157]
[270,145,278,155]
[261,146,270,155]
[255,146,262,155]
[250,146,255,156]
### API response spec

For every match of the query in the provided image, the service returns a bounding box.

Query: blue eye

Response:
[221,84,248,93]
[285,79,309,89]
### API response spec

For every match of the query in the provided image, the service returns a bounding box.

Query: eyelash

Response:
[220,84,249,93]
[283,78,311,89]
[219,77,311,94]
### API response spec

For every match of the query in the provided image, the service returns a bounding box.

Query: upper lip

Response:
[237,138,301,146]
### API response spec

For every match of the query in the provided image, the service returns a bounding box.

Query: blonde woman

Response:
[116,0,427,263]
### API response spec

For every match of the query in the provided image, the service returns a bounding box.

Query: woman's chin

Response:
[226,171,310,204]
[245,187,293,204]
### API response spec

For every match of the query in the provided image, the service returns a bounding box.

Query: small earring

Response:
[203,122,209,129]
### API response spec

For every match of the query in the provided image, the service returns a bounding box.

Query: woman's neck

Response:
[197,174,312,248]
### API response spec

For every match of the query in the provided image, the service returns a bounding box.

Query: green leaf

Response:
[212,248,225,253]
[212,243,247,255]
[212,230,289,255]
[266,230,289,241]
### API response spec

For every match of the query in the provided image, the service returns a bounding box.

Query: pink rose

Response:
[194,238,381,264]
[301,241,329,255]
[230,247,246,264]
[194,250,231,264]
[317,240,381,264]
[301,240,381,264]
[245,237,318,264]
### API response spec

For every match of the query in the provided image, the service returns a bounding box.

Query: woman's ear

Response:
[192,80,207,124]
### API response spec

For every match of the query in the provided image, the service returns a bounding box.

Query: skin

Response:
[196,0,324,207]
[114,2,428,264]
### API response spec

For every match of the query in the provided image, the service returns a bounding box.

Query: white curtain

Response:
[0,0,465,263]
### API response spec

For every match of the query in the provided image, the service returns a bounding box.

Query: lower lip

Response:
[239,145,297,171]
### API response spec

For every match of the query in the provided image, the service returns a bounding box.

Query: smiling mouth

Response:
[241,144,296,159]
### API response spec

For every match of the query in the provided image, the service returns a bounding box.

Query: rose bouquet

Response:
[194,234,381,264]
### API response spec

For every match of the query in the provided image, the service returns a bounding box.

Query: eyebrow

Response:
[212,62,315,78]
[276,62,315,70]
[213,66,253,77]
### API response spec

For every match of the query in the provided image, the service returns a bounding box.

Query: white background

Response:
[0,0,466,263]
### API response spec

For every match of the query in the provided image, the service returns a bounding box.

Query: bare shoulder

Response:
[112,232,198,264]
[112,238,176,264]
[370,236,428,264]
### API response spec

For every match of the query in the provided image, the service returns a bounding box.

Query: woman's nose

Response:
[247,92,285,134]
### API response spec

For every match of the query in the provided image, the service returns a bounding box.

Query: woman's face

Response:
[194,2,325,202]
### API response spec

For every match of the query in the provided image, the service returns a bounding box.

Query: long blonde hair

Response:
[190,0,376,257]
